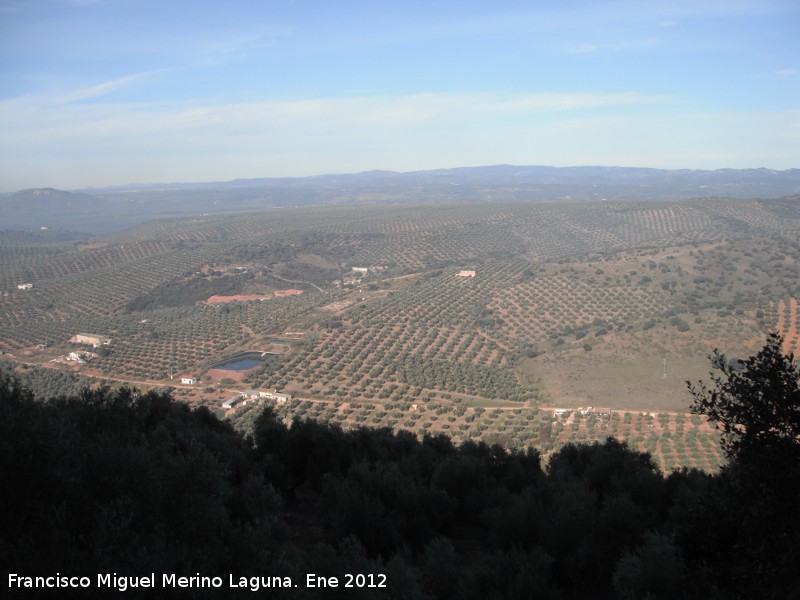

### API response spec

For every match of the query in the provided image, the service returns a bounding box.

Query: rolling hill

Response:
[2,165,798,234]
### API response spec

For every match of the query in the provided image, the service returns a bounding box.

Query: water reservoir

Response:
[211,352,266,371]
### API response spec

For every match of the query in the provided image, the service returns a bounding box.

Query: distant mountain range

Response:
[2,165,799,234]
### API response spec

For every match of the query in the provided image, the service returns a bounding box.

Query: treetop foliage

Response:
[685,333,800,599]
[2,334,798,598]
[688,332,799,463]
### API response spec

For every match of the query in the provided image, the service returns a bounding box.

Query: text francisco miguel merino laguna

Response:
[9,573,388,592]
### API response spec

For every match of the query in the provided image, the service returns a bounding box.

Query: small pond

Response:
[211,352,267,371]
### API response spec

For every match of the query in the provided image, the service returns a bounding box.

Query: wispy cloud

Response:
[2,0,797,189]
[2,90,675,144]
[60,70,171,103]
[195,27,291,66]
[1,93,796,190]
[567,38,662,54]
[0,89,676,177]
[0,69,169,109]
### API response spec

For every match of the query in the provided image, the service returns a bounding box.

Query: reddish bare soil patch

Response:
[776,298,799,355]
[205,368,249,383]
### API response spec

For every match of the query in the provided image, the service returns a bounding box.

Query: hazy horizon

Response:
[4,162,800,196]
[2,0,799,191]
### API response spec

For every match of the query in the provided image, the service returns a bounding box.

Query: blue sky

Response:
[1,0,798,191]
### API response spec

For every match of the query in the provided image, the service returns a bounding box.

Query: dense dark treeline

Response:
[1,336,798,599]
[0,359,97,400]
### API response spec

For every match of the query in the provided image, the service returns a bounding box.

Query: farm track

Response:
[266,270,326,294]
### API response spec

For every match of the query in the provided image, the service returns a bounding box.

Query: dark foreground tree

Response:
[6,343,797,600]
[687,332,799,466]
[0,376,290,599]
[683,333,800,600]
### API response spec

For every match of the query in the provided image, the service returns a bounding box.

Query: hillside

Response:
[0,188,111,231]
[1,197,798,472]
[2,165,799,233]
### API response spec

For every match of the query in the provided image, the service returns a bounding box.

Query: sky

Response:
[0,0,798,191]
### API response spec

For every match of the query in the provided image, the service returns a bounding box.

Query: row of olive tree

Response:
[2,333,796,599]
